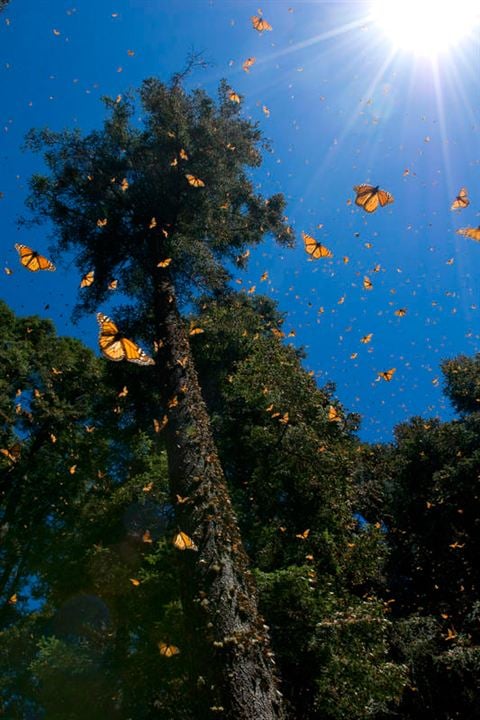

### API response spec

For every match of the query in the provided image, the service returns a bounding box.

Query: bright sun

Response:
[372,0,480,56]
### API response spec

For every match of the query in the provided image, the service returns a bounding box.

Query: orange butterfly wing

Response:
[121,337,155,366]
[457,226,480,241]
[15,244,55,272]
[376,189,394,207]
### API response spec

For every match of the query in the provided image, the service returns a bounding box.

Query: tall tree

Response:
[25,75,291,719]
[375,354,480,720]
[190,294,407,720]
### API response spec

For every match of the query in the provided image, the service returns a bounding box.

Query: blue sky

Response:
[1,0,480,442]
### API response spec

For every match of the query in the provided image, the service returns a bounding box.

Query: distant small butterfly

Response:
[80,270,94,287]
[186,174,205,188]
[96,313,155,365]
[15,244,55,272]
[451,187,469,210]
[378,368,396,382]
[302,232,333,259]
[251,14,272,32]
[363,276,373,290]
[328,405,342,422]
[394,308,407,317]
[158,641,180,657]
[353,184,394,213]
[229,90,241,103]
[242,57,256,72]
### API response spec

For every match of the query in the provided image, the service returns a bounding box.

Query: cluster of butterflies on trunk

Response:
[12,184,480,372]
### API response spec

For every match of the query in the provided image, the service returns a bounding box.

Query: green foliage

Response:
[191,294,406,719]
[380,354,480,719]
[441,354,480,414]
[25,78,292,317]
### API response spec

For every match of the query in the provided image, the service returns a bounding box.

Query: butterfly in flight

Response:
[353,185,394,213]
[251,14,272,32]
[378,368,396,382]
[15,244,55,272]
[242,57,256,72]
[451,187,469,210]
[185,174,205,188]
[96,313,155,365]
[302,232,333,259]
[158,641,180,657]
[457,226,480,241]
[80,270,94,287]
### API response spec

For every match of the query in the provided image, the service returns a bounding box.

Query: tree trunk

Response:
[153,271,284,720]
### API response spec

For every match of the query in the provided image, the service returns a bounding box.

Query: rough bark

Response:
[153,270,284,720]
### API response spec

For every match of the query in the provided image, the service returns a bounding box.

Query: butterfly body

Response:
[97,313,155,365]
[353,185,393,213]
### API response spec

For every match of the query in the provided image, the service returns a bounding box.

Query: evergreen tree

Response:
[190,294,407,720]
[378,354,480,719]
[25,75,291,719]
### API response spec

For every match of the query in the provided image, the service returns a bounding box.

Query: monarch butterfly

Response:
[457,226,480,241]
[96,313,155,365]
[360,333,373,344]
[353,185,394,213]
[189,323,204,336]
[15,244,55,272]
[236,248,250,267]
[302,232,333,259]
[0,443,21,463]
[242,57,256,72]
[229,90,241,103]
[378,368,396,382]
[451,187,469,210]
[363,276,373,290]
[394,308,407,317]
[158,641,180,657]
[186,174,205,188]
[251,15,272,32]
[80,270,94,287]
[153,415,168,433]
[328,405,341,422]
[173,531,197,551]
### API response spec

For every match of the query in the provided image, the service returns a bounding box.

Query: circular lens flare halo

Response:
[372,0,480,56]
